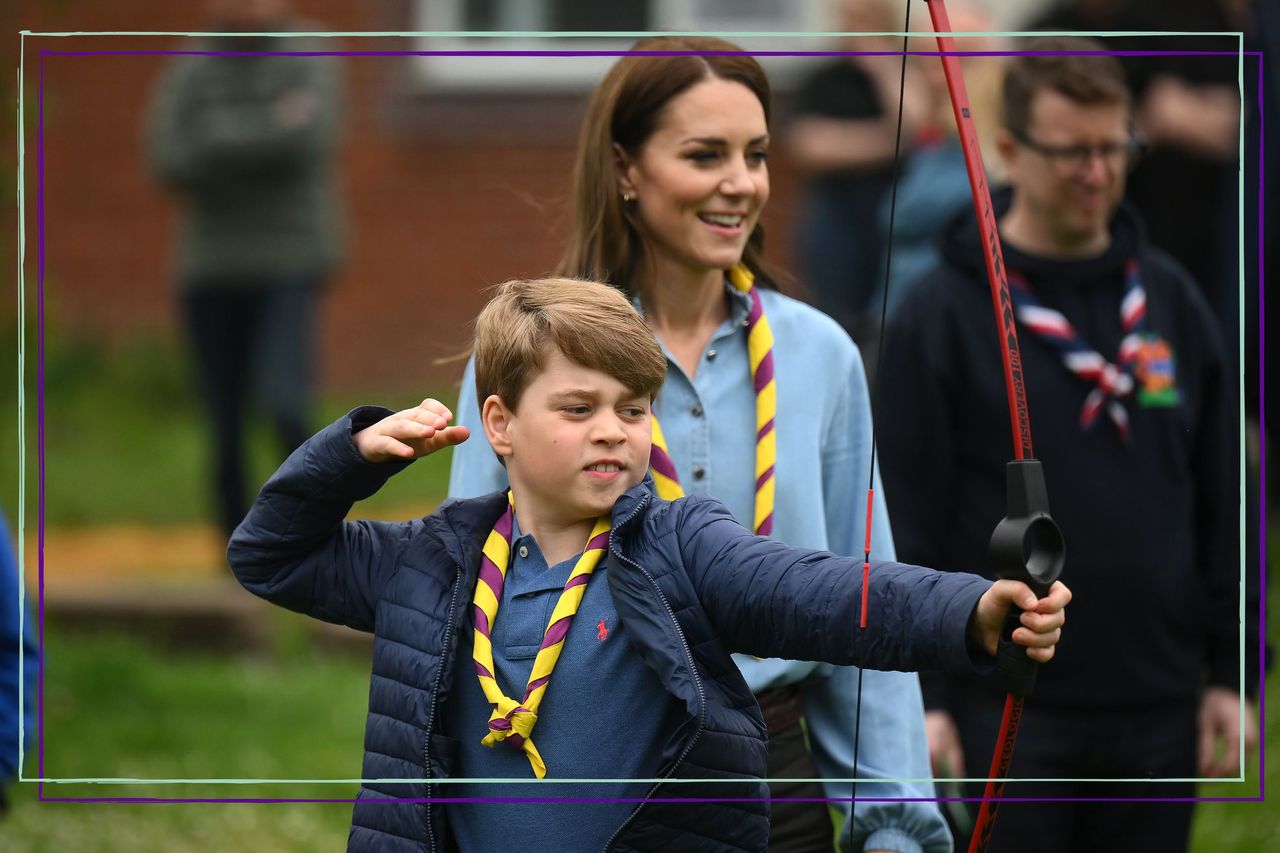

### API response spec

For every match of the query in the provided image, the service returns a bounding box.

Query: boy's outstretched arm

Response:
[675,497,1071,676]
[676,498,987,674]
[967,580,1072,663]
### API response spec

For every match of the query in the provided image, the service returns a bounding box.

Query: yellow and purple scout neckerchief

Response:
[471,492,611,778]
[648,265,778,535]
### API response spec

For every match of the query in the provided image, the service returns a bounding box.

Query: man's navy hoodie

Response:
[878,192,1254,712]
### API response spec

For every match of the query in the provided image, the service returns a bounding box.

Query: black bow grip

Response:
[988,459,1065,698]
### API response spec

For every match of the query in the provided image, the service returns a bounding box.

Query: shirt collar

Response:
[508,514,599,595]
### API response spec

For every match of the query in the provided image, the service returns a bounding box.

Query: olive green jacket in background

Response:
[147,24,344,286]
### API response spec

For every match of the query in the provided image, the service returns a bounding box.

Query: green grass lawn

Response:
[7,629,368,852]
[1,624,1274,852]
[1190,735,1278,850]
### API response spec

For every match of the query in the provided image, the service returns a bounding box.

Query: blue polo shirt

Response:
[444,517,681,853]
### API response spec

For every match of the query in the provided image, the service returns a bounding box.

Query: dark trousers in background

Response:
[948,685,1197,853]
[183,279,322,537]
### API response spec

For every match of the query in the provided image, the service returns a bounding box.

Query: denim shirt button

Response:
[706,348,717,361]
[691,404,704,417]
[518,545,528,558]
[693,466,706,480]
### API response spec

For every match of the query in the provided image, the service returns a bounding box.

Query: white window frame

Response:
[410,0,840,93]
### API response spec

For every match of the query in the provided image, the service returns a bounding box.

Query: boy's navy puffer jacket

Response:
[229,409,990,852]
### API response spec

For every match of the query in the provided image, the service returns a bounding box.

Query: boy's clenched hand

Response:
[354,399,470,463]
[969,580,1071,663]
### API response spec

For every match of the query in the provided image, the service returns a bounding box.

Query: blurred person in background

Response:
[1032,0,1242,345]
[783,0,926,353]
[450,35,951,853]
[0,507,37,814]
[878,38,1261,853]
[146,0,344,539]
[875,1,1004,320]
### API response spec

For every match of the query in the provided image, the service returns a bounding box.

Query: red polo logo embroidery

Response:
[597,619,609,641]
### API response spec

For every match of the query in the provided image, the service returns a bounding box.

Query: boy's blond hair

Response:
[473,277,666,412]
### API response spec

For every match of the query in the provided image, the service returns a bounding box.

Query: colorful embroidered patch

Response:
[1129,333,1181,407]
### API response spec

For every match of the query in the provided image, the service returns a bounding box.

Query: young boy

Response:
[229,277,1070,853]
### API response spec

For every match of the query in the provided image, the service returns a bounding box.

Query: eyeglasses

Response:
[1011,129,1146,172]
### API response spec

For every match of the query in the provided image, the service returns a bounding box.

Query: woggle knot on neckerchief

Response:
[471,492,610,779]
[481,698,546,777]
[484,697,537,741]
[649,263,777,534]
[1081,360,1136,427]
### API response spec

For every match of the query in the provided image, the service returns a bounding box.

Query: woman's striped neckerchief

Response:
[647,265,777,535]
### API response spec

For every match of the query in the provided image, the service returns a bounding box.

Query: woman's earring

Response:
[621,191,636,203]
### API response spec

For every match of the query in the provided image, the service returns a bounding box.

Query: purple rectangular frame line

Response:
[1257,43,1267,804]
[32,44,1267,806]
[32,793,1263,805]
[39,49,1252,60]
[36,48,46,799]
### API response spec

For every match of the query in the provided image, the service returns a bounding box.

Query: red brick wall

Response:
[2,0,803,393]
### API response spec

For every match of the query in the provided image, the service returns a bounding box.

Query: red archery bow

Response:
[852,6,1063,847]
[921,3,1065,850]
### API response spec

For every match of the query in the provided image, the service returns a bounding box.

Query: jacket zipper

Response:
[601,494,707,852]
[422,558,465,853]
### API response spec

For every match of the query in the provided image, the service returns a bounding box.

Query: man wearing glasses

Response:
[877,36,1259,853]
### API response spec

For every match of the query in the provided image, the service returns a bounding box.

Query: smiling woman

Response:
[614,77,771,321]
